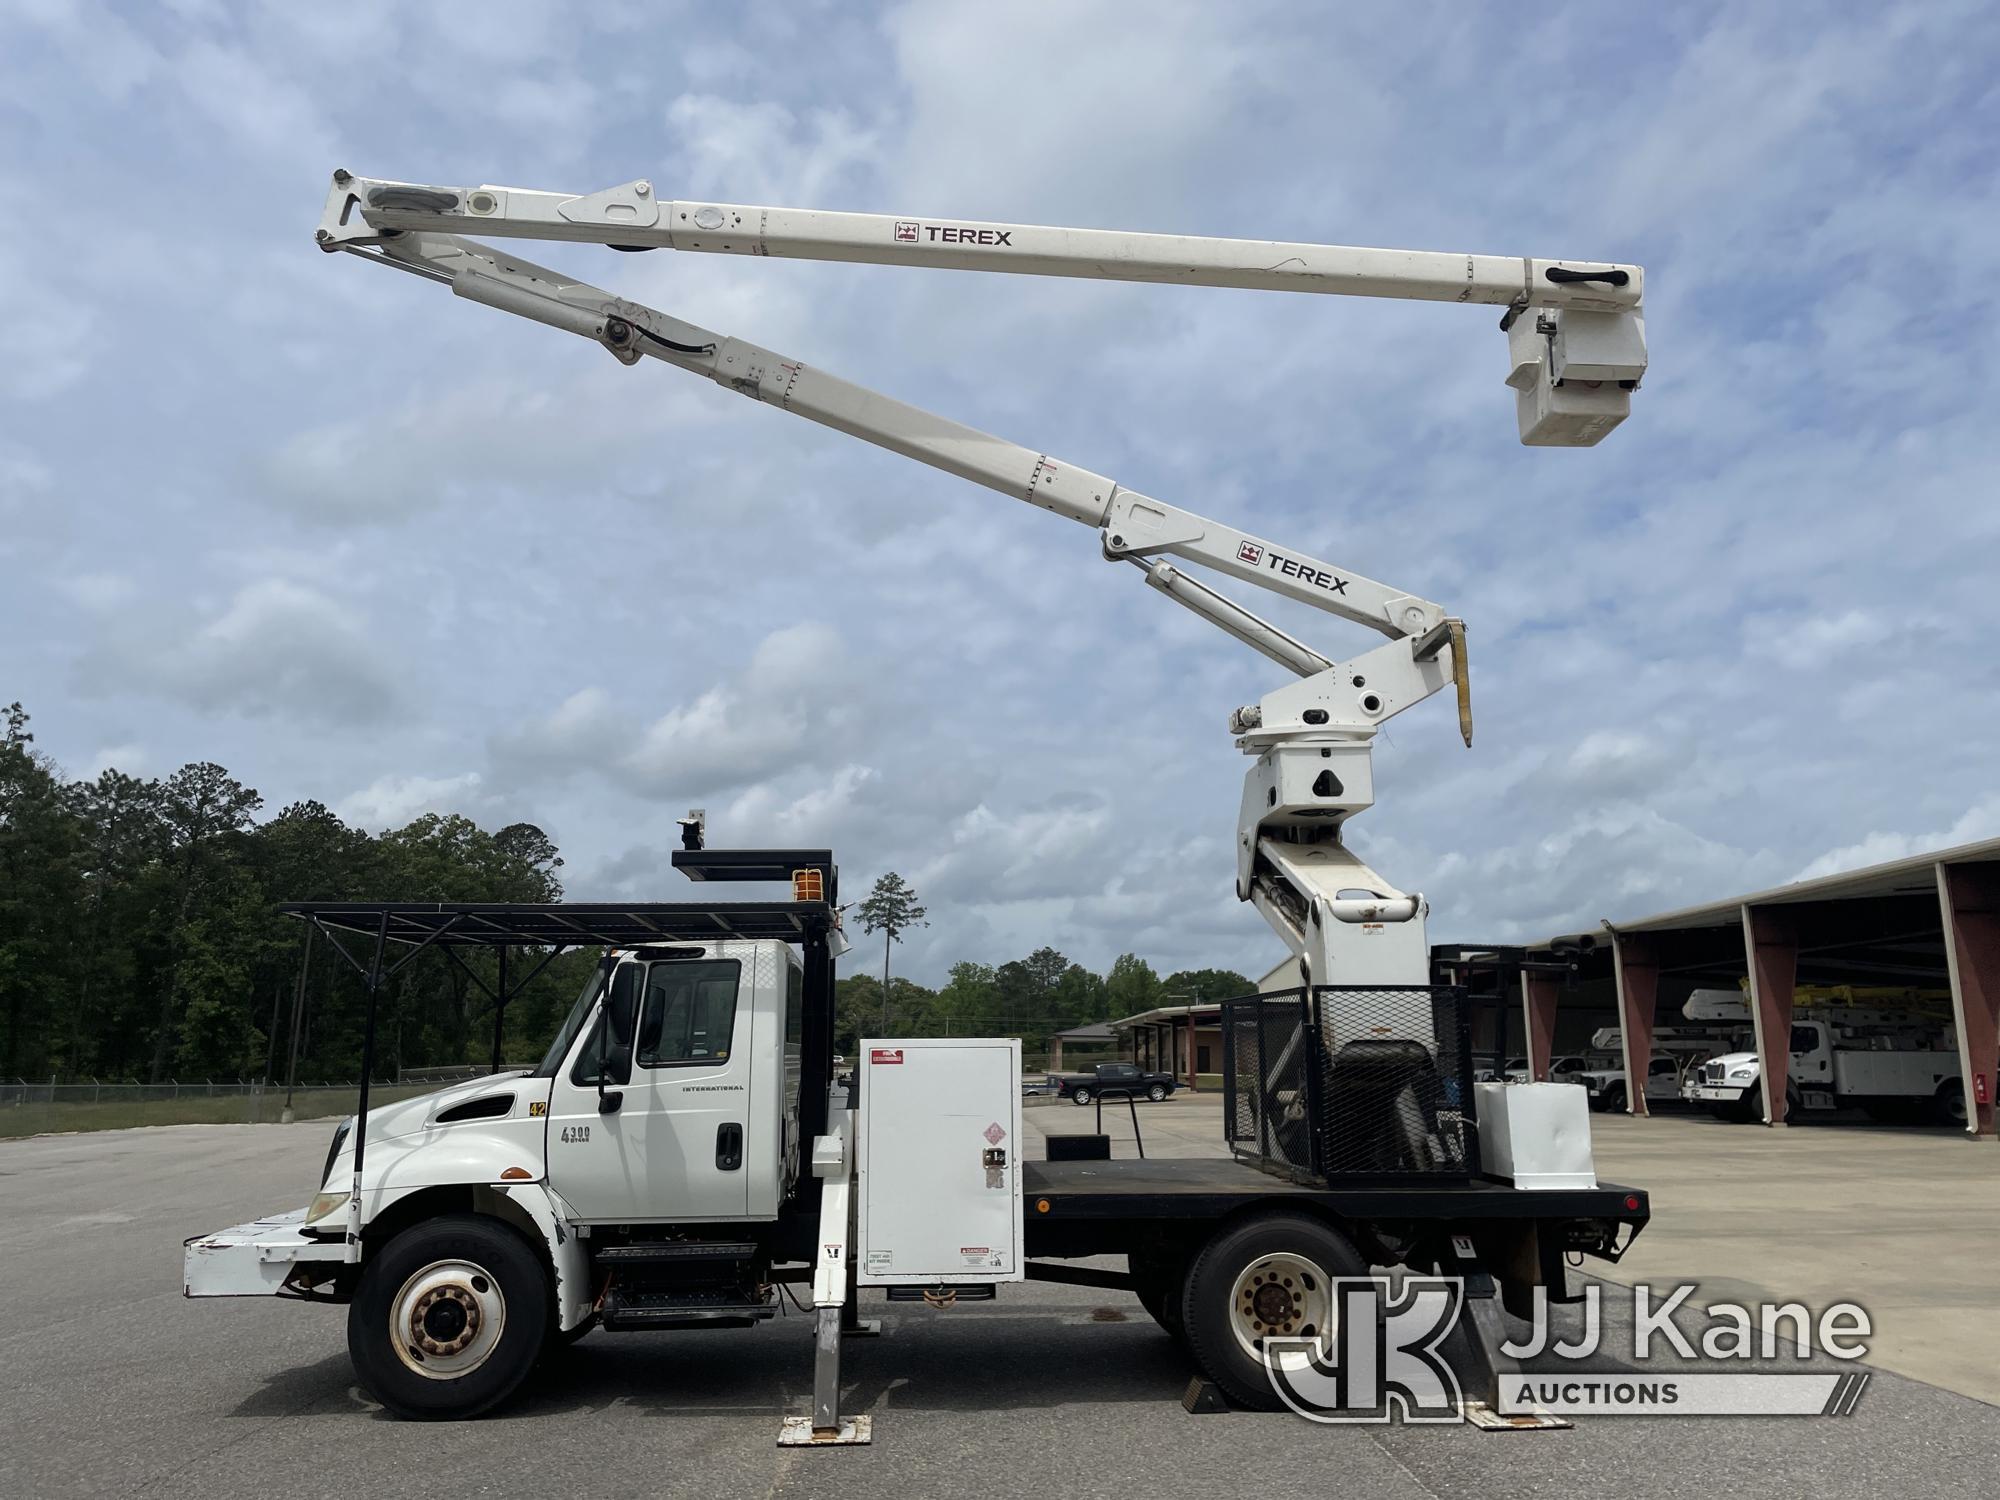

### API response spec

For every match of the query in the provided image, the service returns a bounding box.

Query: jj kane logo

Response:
[1266,1276,1876,1423]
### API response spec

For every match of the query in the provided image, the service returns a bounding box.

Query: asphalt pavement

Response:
[1,1115,1995,1499]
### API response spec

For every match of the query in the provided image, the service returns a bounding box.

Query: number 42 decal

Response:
[560,1125,590,1144]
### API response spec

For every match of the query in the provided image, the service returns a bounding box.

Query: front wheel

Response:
[1179,1212,1366,1410]
[1146,1083,1168,1102]
[1071,1087,1094,1106]
[348,1214,549,1420]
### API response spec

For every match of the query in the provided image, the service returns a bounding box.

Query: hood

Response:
[362,1070,532,1145]
[1703,1051,1758,1070]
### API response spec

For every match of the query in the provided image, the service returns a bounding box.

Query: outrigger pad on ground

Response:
[1462,1400,1571,1431]
[778,1414,873,1446]
[1181,1376,1232,1414]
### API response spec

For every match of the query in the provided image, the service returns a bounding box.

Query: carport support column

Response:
[1937,861,2000,1139]
[1741,906,1796,1127]
[1611,934,1659,1117]
[1522,969,1558,1082]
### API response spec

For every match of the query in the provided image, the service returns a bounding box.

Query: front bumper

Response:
[184,1209,341,1297]
[1683,1083,1749,1103]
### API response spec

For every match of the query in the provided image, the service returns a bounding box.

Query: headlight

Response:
[304,1190,350,1225]
[1729,1067,1756,1081]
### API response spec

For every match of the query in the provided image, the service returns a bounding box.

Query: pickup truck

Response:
[1050,1060,1177,1105]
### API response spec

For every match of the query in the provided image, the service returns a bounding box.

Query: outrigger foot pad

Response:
[779,1415,873,1446]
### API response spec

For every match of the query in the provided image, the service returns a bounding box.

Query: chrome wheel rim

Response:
[390,1258,506,1380]
[1227,1251,1334,1369]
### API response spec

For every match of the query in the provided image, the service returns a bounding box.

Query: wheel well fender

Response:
[359,1184,585,1329]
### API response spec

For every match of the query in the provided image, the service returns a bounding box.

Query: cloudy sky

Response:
[5,2,1997,986]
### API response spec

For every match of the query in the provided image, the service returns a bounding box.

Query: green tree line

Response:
[1,704,1252,1083]
[0,704,582,1084]
[829,951,1253,1062]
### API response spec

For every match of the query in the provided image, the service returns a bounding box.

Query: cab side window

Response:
[638,959,742,1066]
[1789,1025,1819,1055]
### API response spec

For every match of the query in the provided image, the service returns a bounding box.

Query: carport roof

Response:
[1511,834,2000,975]
[1605,834,2000,936]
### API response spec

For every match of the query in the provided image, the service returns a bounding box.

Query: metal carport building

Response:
[1484,836,2000,1136]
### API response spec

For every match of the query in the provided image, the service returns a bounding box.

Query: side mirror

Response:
[605,980,639,1044]
[594,962,640,1107]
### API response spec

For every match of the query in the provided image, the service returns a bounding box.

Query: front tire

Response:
[348,1214,549,1420]
[1179,1212,1366,1411]
[1146,1083,1168,1103]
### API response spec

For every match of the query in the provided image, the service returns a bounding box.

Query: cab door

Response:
[548,955,753,1223]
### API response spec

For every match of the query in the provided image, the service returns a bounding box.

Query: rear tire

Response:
[1072,1087,1094,1106]
[1130,1243,1190,1347]
[1179,1212,1366,1411]
[1933,1080,1968,1127]
[348,1214,549,1420]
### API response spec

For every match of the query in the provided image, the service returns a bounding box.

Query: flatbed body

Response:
[1024,1155,1646,1222]
[1020,1155,1646,1259]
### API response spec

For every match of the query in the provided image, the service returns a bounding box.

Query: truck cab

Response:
[540,941,804,1222]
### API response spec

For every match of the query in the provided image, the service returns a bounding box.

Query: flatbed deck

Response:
[1022,1155,1647,1232]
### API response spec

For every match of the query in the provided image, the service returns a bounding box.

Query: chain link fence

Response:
[0,1077,443,1139]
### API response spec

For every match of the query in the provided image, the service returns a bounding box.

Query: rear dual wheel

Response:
[1179,1213,1365,1411]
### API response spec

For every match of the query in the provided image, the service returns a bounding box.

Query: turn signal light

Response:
[500,1167,534,1181]
[792,869,824,901]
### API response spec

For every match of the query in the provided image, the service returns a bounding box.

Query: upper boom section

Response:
[320,173,1647,447]
[326,173,1644,312]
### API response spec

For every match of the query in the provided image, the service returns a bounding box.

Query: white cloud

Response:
[492,622,866,802]
[1790,798,2000,884]
[75,579,403,726]
[336,771,487,832]
[84,742,147,777]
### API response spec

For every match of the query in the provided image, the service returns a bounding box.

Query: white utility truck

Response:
[185,173,1655,1440]
[1578,1010,1756,1112]
[1678,990,1965,1124]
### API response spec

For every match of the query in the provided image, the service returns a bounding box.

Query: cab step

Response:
[600,1285,776,1332]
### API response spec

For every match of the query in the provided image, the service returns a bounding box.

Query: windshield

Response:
[533,963,609,1078]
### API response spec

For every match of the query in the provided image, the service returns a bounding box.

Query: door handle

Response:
[715,1122,743,1171]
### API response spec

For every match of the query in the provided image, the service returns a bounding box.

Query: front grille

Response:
[1224,986,1473,1182]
